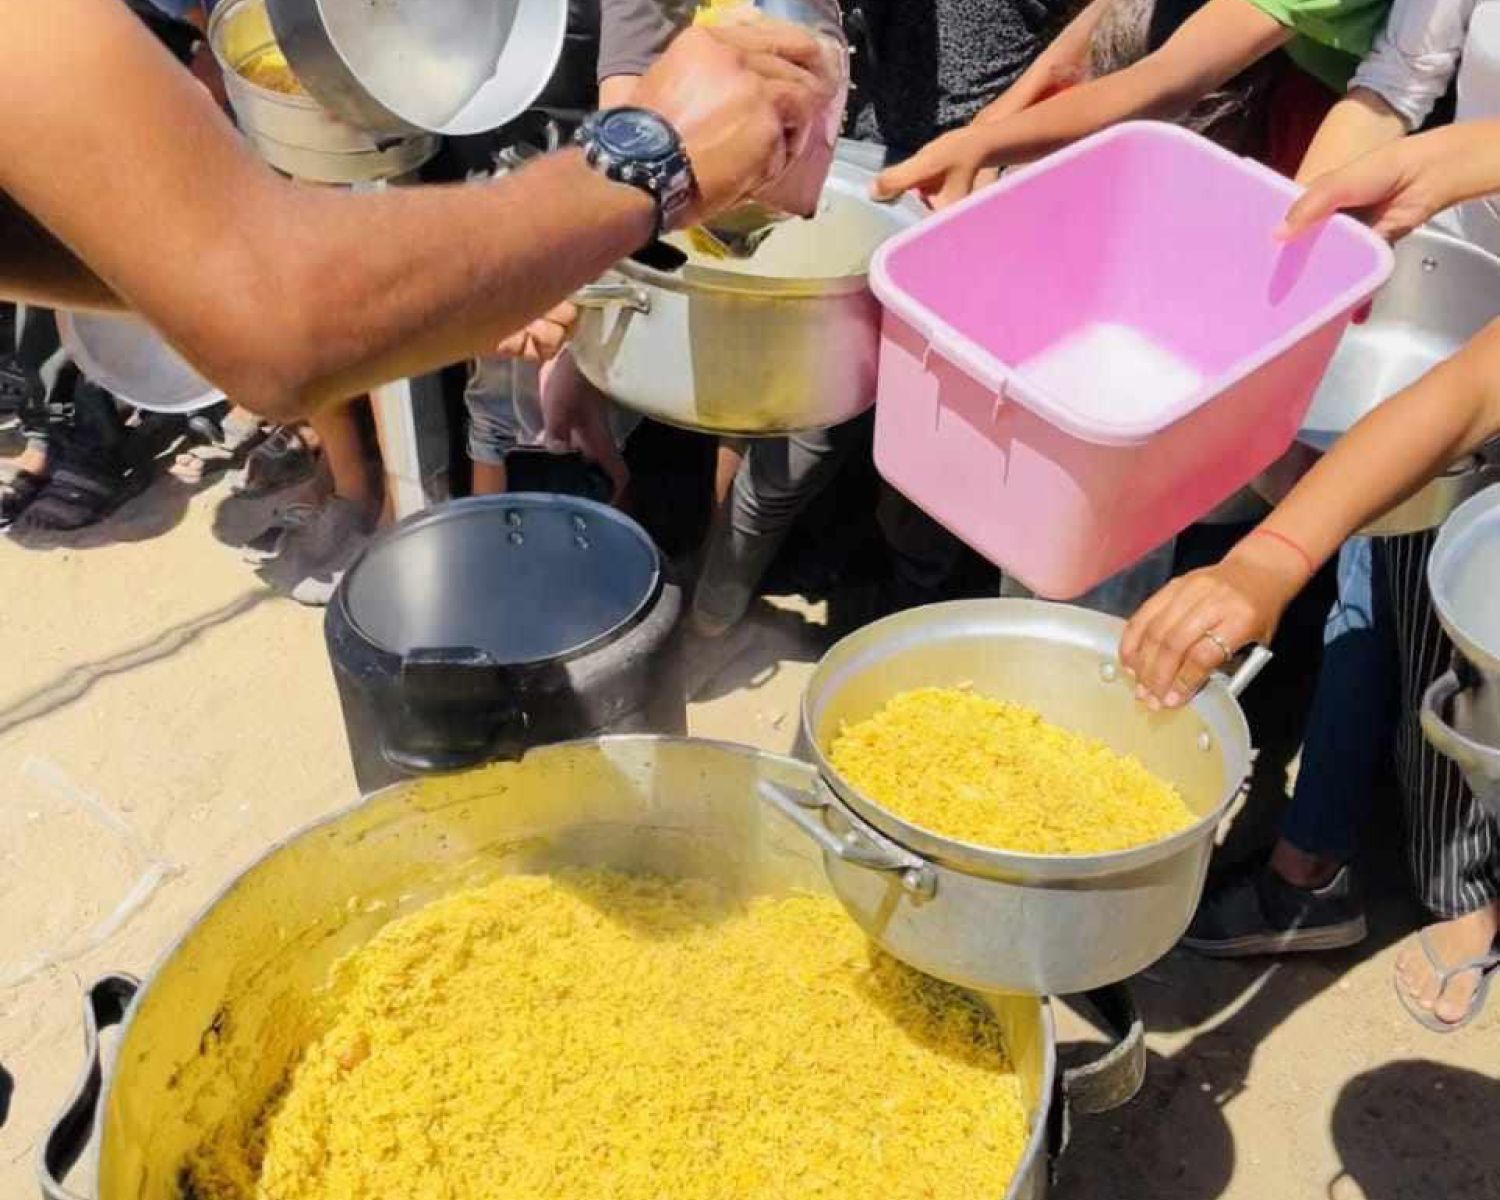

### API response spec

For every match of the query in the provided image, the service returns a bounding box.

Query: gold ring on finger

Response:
[1200,629,1233,664]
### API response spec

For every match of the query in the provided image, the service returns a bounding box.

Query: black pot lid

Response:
[344,495,662,666]
[265,0,569,136]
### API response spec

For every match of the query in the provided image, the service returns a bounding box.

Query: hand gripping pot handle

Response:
[39,974,140,1200]
[757,780,937,899]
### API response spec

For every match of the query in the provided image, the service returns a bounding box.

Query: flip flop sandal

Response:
[1393,930,1500,1034]
[10,463,149,535]
[0,469,47,528]
[169,412,267,484]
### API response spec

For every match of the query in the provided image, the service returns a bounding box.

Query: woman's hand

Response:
[871,129,992,209]
[1120,534,1310,709]
[1280,134,1449,243]
[494,301,578,364]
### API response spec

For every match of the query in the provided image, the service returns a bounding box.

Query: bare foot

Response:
[1394,901,1500,1026]
[2,445,49,478]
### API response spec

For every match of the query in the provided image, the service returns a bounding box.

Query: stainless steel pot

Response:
[1420,484,1500,818]
[1300,226,1500,535]
[38,738,1142,1200]
[570,145,927,437]
[265,0,568,137]
[775,599,1267,996]
[209,0,438,184]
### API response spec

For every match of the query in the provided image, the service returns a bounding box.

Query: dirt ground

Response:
[0,472,1496,1200]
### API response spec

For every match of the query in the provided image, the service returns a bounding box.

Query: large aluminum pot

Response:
[570,143,928,437]
[38,738,1141,1200]
[771,600,1264,996]
[1420,485,1500,818]
[265,0,567,137]
[1300,225,1500,534]
[209,0,438,185]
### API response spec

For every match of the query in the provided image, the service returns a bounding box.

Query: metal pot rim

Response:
[337,495,664,670]
[801,599,1254,881]
[1428,482,1500,672]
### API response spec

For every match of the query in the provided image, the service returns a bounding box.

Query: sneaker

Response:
[212,428,326,548]
[257,496,373,607]
[1182,864,1367,958]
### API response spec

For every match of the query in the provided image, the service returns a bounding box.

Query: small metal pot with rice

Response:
[569,142,928,437]
[763,599,1269,996]
[38,737,1143,1200]
[1299,224,1500,534]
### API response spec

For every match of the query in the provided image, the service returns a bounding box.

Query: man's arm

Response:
[0,0,822,421]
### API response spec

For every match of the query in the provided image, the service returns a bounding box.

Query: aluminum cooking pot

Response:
[1420,484,1500,819]
[265,0,568,137]
[1300,226,1500,535]
[209,0,438,184]
[771,599,1268,996]
[39,738,1142,1200]
[570,143,928,437]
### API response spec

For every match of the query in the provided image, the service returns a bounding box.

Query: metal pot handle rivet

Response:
[757,780,937,900]
[39,974,140,1200]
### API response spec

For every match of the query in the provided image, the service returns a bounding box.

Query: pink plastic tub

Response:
[870,122,1393,598]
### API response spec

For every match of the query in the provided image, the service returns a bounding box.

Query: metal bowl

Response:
[58,312,223,415]
[772,599,1263,996]
[37,738,1142,1200]
[1300,225,1500,534]
[209,0,438,184]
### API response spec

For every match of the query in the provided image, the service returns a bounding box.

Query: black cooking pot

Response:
[326,495,684,791]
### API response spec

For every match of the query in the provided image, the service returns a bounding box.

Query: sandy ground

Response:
[0,471,1496,1200]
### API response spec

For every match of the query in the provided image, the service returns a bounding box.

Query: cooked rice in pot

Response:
[828,687,1194,855]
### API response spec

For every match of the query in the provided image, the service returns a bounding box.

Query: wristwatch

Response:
[575,107,698,238]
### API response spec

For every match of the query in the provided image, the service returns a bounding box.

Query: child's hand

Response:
[1119,534,1310,709]
[1279,135,1449,243]
[537,356,629,501]
[494,301,578,364]
[872,129,992,210]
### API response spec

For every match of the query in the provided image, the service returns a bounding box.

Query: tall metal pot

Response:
[39,738,1142,1200]
[570,145,927,437]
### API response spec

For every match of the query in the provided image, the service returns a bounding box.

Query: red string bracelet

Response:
[1249,527,1316,578]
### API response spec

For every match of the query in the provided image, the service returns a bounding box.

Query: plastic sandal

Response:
[1394,929,1500,1033]
[0,469,47,528]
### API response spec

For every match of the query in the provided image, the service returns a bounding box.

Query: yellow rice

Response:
[191,871,1029,1200]
[828,687,1194,855]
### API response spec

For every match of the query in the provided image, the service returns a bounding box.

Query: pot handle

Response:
[383,647,525,775]
[1222,644,1274,700]
[1421,667,1500,794]
[757,780,937,899]
[570,281,652,314]
[1048,983,1146,1173]
[39,974,140,1200]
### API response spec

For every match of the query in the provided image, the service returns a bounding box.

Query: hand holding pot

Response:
[633,21,839,228]
[495,301,579,365]
[1119,532,1310,709]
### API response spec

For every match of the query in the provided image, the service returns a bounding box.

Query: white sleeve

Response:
[1350,0,1476,129]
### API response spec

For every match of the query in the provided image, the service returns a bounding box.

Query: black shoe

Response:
[1182,864,1367,957]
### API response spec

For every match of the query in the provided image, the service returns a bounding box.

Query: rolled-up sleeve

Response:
[1351,0,1474,129]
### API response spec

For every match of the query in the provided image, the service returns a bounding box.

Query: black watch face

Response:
[599,109,675,161]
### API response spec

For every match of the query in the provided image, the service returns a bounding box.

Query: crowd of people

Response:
[1,0,1498,1038]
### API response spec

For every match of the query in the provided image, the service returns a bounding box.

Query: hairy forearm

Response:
[218,151,654,418]
[1254,319,1500,568]
[1296,89,1407,183]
